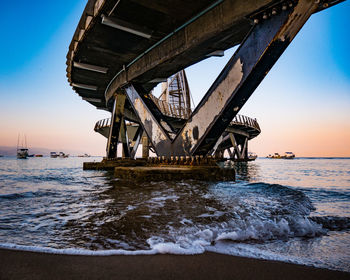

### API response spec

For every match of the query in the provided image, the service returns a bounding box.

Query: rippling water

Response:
[0,157,349,271]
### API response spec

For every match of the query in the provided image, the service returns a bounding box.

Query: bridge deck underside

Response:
[67,0,342,158]
[67,0,282,110]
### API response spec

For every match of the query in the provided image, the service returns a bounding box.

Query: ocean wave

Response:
[0,190,56,200]
[0,213,329,259]
[211,182,316,219]
[138,216,328,261]
[247,182,313,202]
[305,189,350,200]
[215,217,325,242]
[310,216,350,231]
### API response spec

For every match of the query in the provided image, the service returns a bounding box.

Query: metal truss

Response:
[107,0,319,158]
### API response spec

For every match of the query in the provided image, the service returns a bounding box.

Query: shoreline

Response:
[0,249,349,280]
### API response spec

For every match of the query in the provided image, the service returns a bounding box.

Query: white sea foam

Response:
[0,243,157,256]
[0,220,341,272]
[207,242,320,268]
[150,195,179,202]
[180,218,193,225]
[215,217,325,242]
[0,241,304,267]
[149,242,205,255]
[0,238,327,271]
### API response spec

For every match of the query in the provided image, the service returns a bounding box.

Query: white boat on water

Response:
[51,152,69,158]
[283,152,295,159]
[17,148,29,159]
[17,134,29,159]
[267,152,295,159]
[78,153,91,157]
[50,152,58,158]
[59,152,69,158]
[248,152,257,161]
[267,153,281,159]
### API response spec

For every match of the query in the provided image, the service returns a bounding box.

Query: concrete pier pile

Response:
[84,157,235,181]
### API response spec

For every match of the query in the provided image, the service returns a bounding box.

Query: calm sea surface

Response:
[0,157,349,271]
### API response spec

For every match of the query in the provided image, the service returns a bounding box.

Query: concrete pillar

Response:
[106,92,126,159]
[244,138,248,160]
[142,136,149,158]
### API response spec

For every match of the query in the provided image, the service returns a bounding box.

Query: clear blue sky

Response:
[0,1,349,156]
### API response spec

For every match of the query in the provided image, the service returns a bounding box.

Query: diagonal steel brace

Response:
[124,0,319,157]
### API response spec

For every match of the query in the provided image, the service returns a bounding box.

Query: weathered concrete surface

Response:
[83,158,147,170]
[84,157,235,181]
[114,166,235,181]
[66,0,280,109]
[67,0,342,109]
[121,0,321,157]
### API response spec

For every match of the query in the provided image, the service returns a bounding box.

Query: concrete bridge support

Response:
[228,133,248,161]
[106,92,126,158]
[120,0,317,157]
[141,136,149,159]
[107,92,144,159]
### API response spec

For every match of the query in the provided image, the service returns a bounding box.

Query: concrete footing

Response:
[83,158,235,181]
[83,158,147,170]
[114,166,234,181]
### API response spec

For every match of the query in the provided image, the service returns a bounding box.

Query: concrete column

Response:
[142,136,149,158]
[244,138,248,160]
[106,92,126,159]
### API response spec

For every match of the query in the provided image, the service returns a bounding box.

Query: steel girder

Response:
[117,0,318,157]
[106,92,126,158]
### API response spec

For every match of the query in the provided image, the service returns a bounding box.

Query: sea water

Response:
[0,157,349,272]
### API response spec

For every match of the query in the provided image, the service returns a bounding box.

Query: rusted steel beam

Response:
[241,137,248,159]
[141,136,149,158]
[106,92,126,158]
[175,0,318,155]
[122,0,318,157]
[130,125,143,159]
[120,118,130,158]
[229,133,242,159]
[124,84,175,155]
[227,148,234,159]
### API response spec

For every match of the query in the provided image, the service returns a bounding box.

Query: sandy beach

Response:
[0,249,349,280]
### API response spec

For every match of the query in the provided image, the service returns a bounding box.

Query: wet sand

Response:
[0,249,349,280]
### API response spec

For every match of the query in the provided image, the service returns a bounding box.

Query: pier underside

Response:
[95,110,260,161]
[67,0,343,178]
[102,0,320,159]
[67,0,338,110]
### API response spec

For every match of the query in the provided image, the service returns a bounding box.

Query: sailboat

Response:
[17,134,29,159]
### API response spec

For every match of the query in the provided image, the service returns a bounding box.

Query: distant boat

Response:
[50,152,58,158]
[0,155,3,157]
[267,152,295,159]
[17,148,29,159]
[282,152,295,159]
[78,153,91,157]
[267,153,281,159]
[248,152,257,161]
[17,134,29,159]
[35,154,43,157]
[59,152,69,158]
